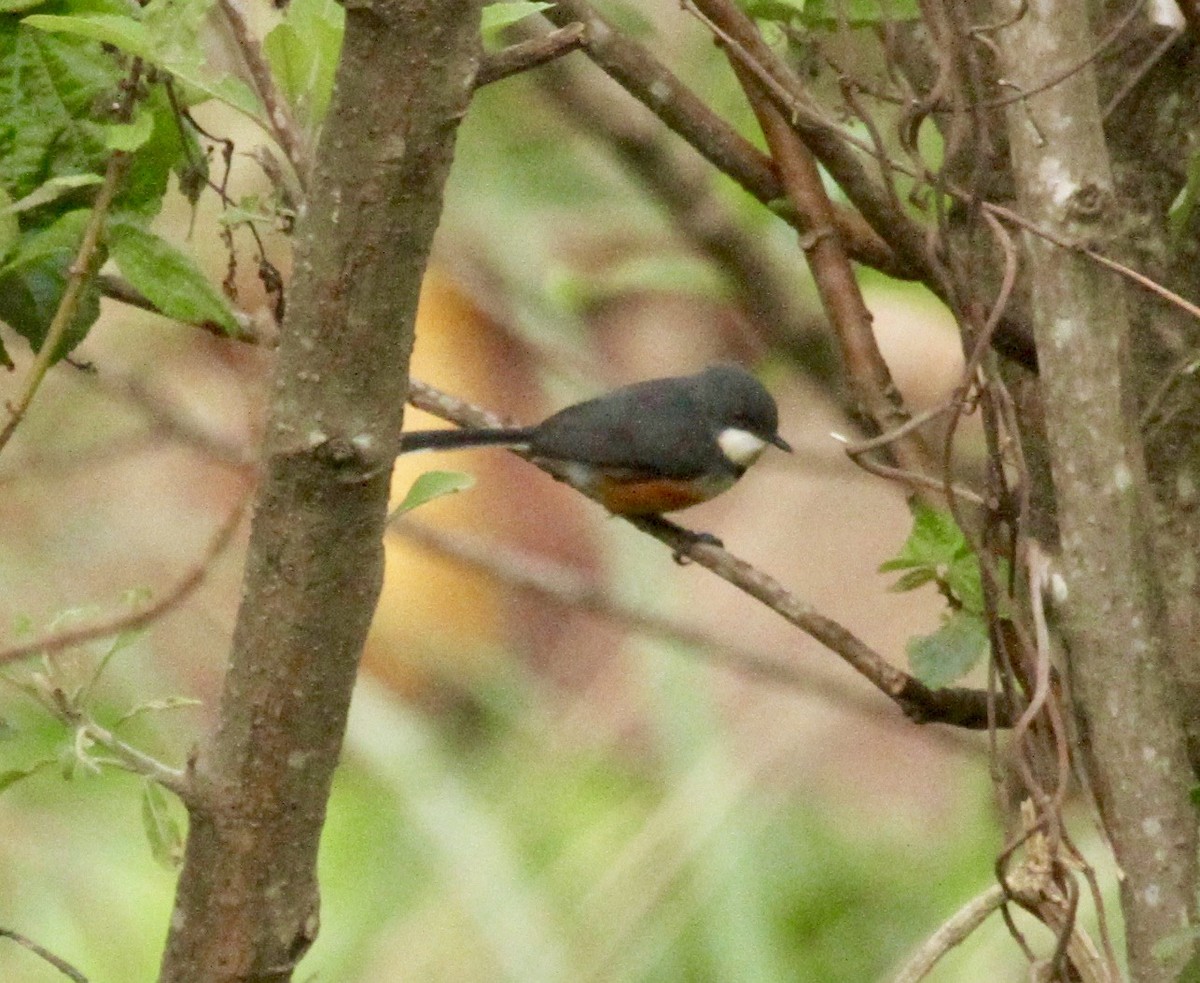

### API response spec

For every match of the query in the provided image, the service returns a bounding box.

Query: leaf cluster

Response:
[0,606,194,867]
[0,0,345,365]
[879,500,994,689]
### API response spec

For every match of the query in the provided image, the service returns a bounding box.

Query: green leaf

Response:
[0,0,52,12]
[945,551,985,615]
[1192,785,1200,809]
[0,757,55,793]
[2,173,103,216]
[392,470,477,517]
[481,1,552,43]
[263,0,344,126]
[20,12,151,56]
[2,14,189,231]
[0,19,119,201]
[25,2,267,126]
[107,219,238,332]
[141,779,184,869]
[907,610,989,689]
[906,499,967,561]
[104,104,154,151]
[0,207,101,357]
[140,0,266,124]
[880,500,970,580]
[887,567,936,593]
[119,85,201,217]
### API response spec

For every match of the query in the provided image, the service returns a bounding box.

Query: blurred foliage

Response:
[0,633,1015,983]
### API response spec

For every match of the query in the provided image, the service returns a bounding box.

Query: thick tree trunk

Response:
[156,3,481,980]
[992,2,1198,979]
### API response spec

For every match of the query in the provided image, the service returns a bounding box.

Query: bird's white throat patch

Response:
[717,427,768,466]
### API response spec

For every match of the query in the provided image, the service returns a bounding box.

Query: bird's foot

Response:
[638,515,723,564]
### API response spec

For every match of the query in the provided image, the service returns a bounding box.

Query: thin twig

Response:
[0,152,129,456]
[0,495,249,668]
[890,882,1006,983]
[683,0,937,282]
[393,517,984,750]
[537,1,908,277]
[0,928,89,983]
[78,718,195,804]
[731,54,933,475]
[476,23,587,87]
[214,0,308,190]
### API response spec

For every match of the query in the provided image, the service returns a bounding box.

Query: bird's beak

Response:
[770,433,793,453]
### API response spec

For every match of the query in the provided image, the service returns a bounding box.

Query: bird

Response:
[398,364,790,519]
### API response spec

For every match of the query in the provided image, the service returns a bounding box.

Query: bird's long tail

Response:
[398,426,535,454]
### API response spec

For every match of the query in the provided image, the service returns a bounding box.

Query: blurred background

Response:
[0,3,1116,980]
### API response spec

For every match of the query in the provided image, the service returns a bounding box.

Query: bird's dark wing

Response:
[529,377,723,479]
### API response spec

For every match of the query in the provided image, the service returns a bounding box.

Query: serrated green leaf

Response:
[263,0,344,126]
[107,219,238,331]
[907,499,967,559]
[104,104,154,151]
[0,207,101,357]
[907,610,989,689]
[392,470,476,517]
[0,20,119,201]
[0,757,55,793]
[27,3,267,126]
[141,779,184,869]
[21,12,151,56]
[140,0,266,124]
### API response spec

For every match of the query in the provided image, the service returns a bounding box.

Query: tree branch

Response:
[476,23,586,87]
[730,56,935,477]
[536,1,905,277]
[0,497,248,669]
[0,928,89,983]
